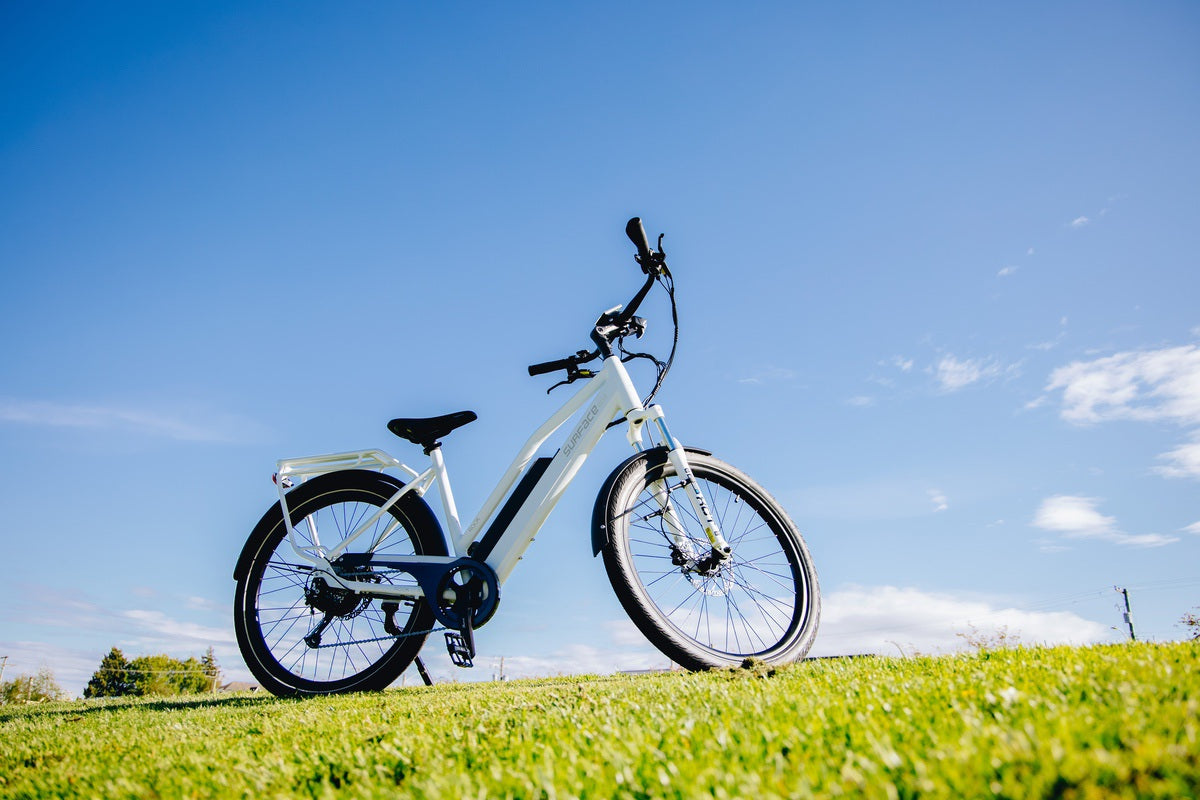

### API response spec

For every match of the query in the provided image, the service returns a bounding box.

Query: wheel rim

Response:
[247,489,425,688]
[622,469,809,659]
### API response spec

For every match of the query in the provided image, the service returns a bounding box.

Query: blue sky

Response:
[2,2,1198,695]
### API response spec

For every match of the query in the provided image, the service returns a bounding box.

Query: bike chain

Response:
[311,625,449,650]
[309,567,448,650]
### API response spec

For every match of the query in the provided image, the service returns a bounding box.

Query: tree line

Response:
[83,647,222,698]
[1,668,67,704]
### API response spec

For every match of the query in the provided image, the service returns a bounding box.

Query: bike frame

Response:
[272,353,729,603]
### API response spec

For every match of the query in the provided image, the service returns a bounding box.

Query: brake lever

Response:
[546,366,596,394]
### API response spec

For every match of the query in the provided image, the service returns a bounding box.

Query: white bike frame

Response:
[272,352,730,603]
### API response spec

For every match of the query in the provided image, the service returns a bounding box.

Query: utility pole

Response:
[1114,586,1136,641]
[0,655,7,684]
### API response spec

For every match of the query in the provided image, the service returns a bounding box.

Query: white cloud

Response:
[0,640,104,699]
[1070,216,1090,228]
[1046,344,1200,480]
[0,398,264,442]
[185,595,224,613]
[997,265,1018,277]
[847,395,875,408]
[603,617,651,648]
[928,489,948,513]
[9,586,249,696]
[436,585,1114,681]
[893,356,914,372]
[121,609,236,646]
[1184,521,1200,535]
[1046,345,1200,426]
[1029,319,1068,352]
[1032,495,1178,547]
[808,585,1109,657]
[934,354,1007,392]
[1155,434,1200,479]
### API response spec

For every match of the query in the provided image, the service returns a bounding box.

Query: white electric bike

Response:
[233,218,820,696]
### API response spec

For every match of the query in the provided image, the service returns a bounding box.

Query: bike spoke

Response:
[621,464,810,660]
[245,491,433,688]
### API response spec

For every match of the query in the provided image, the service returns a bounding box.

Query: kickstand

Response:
[413,656,433,686]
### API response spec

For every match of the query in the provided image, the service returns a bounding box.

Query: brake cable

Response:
[606,270,679,429]
[622,270,677,406]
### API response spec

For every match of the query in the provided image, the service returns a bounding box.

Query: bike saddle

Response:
[387,411,477,452]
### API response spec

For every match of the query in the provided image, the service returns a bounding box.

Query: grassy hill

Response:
[1,642,1196,798]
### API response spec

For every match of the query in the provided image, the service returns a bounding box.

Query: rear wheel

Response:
[600,452,820,670]
[233,470,446,696]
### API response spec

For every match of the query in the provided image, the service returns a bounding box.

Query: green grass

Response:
[2,642,1197,799]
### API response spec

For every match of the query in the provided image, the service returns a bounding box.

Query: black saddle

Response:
[387,411,477,453]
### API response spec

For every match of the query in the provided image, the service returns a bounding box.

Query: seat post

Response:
[427,445,464,547]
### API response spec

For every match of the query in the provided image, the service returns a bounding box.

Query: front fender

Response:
[590,445,711,556]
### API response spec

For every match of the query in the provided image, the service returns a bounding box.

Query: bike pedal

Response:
[445,632,475,668]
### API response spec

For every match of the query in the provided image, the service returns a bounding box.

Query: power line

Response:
[1115,586,1136,641]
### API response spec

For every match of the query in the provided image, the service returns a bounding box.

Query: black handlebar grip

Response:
[528,357,575,376]
[625,217,652,261]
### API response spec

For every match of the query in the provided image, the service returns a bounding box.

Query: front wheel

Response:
[599,451,820,670]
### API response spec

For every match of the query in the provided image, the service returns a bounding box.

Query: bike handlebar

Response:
[529,217,668,377]
[612,271,657,331]
[527,356,577,377]
[626,217,652,264]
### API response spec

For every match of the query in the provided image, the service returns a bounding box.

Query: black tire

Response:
[600,452,820,670]
[233,470,446,696]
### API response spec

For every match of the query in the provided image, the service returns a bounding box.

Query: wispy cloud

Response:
[933,354,1012,392]
[0,398,264,442]
[120,609,236,645]
[1185,521,1200,535]
[1155,434,1200,479]
[8,587,246,697]
[1028,317,1069,352]
[928,489,948,513]
[1032,495,1177,547]
[186,596,225,613]
[1046,343,1200,479]
[997,265,1019,278]
[1070,216,1090,228]
[847,395,875,408]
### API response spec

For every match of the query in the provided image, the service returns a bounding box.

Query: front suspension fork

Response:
[645,415,731,560]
